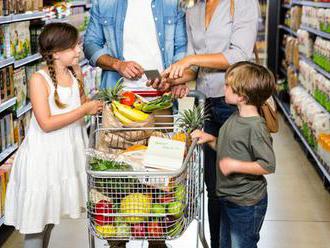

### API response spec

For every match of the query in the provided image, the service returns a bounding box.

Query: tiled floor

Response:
[2,115,330,248]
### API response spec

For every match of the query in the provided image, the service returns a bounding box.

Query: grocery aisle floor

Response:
[2,115,330,248]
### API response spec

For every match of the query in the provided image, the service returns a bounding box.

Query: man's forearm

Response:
[233,161,270,175]
[96,54,121,71]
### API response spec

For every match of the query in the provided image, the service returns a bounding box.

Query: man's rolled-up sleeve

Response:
[173,7,187,62]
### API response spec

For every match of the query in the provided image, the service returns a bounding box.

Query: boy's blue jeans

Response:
[219,194,268,248]
[204,97,237,248]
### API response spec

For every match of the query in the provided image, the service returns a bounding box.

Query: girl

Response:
[4,23,103,248]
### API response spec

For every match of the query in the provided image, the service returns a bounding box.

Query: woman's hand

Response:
[167,56,194,79]
[171,84,190,98]
[83,100,104,115]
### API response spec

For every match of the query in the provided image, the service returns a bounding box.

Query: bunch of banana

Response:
[133,94,173,113]
[112,101,150,125]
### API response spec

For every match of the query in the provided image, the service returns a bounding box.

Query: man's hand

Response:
[219,158,239,176]
[113,60,144,80]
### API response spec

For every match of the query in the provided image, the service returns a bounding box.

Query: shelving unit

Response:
[14,53,42,68]
[300,25,330,40]
[0,12,45,25]
[274,95,330,184]
[0,58,15,69]
[300,54,330,79]
[0,98,17,114]
[0,216,4,226]
[16,102,32,119]
[267,0,330,186]
[292,0,330,8]
[79,58,89,67]
[0,144,18,164]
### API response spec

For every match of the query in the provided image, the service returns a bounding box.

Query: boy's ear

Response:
[238,95,246,104]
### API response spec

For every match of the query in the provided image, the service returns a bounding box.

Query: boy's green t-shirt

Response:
[216,112,276,206]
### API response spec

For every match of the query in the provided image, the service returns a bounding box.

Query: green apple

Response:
[151,203,166,215]
[167,201,184,218]
[175,184,186,202]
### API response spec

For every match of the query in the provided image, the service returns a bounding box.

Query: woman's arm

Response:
[30,73,103,133]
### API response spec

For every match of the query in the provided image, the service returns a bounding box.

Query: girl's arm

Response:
[29,73,103,133]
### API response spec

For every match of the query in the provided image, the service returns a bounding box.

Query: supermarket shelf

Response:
[282,4,291,9]
[278,24,297,37]
[0,57,15,69]
[70,1,86,7]
[274,95,330,184]
[300,25,330,40]
[16,102,32,118]
[0,144,18,164]
[45,18,69,24]
[292,0,330,8]
[0,12,45,25]
[300,54,330,79]
[79,58,89,67]
[14,53,42,68]
[0,98,16,114]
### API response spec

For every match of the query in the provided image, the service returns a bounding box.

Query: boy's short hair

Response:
[225,61,276,107]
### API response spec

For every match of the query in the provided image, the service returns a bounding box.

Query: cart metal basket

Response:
[86,90,208,248]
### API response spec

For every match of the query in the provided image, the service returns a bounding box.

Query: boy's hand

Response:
[191,130,215,144]
[219,157,238,176]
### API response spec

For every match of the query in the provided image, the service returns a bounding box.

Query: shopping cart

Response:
[86,90,209,248]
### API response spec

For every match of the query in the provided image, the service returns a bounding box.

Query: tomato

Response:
[94,200,114,225]
[120,91,136,106]
[131,223,146,237]
[147,222,163,237]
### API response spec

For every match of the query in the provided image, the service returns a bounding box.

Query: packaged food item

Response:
[9,21,31,60]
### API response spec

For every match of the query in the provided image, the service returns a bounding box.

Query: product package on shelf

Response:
[297,29,313,58]
[290,86,330,169]
[0,65,15,104]
[13,67,27,112]
[29,22,43,55]
[0,25,11,60]
[13,110,31,146]
[0,153,15,218]
[299,60,330,111]
[284,35,300,69]
[9,21,31,60]
[0,113,15,152]
[302,6,330,33]
[313,37,330,73]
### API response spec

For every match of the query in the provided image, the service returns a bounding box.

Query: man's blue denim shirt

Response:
[83,0,187,89]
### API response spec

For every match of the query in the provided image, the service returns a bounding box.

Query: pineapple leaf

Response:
[176,104,210,133]
[94,77,124,102]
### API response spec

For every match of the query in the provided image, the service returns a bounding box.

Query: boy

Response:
[192,61,276,248]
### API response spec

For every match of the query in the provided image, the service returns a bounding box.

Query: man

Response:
[84,1,187,247]
[84,0,187,91]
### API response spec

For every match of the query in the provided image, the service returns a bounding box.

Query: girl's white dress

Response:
[4,69,88,234]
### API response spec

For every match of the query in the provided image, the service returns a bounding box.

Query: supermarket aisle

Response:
[2,115,330,248]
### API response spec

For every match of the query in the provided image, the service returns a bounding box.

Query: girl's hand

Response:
[167,56,193,79]
[171,84,190,98]
[219,158,238,176]
[191,130,215,144]
[83,100,103,115]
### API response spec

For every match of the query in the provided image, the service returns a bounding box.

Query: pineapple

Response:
[176,105,209,134]
[175,105,210,146]
[95,77,124,103]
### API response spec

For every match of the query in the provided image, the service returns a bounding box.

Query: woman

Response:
[151,0,260,247]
